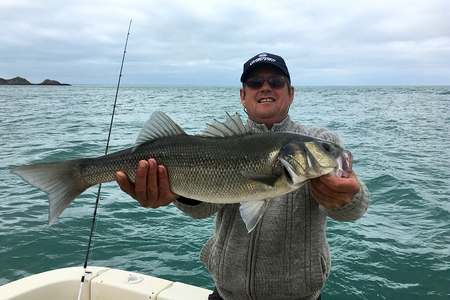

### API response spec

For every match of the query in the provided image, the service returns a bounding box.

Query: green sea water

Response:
[0,85,449,299]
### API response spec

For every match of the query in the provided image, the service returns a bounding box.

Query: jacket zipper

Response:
[246,222,261,300]
[218,205,237,284]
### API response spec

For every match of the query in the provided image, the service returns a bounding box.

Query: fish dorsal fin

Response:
[200,112,251,137]
[134,111,186,147]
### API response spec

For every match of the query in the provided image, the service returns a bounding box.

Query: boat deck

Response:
[0,266,211,300]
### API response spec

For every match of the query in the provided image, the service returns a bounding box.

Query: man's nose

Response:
[260,79,272,91]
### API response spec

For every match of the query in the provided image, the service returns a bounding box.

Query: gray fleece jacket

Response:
[175,116,369,300]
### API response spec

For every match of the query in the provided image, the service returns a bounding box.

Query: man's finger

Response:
[157,165,176,206]
[310,182,349,209]
[115,171,136,199]
[147,159,159,206]
[318,173,360,194]
[135,160,149,205]
[311,179,340,201]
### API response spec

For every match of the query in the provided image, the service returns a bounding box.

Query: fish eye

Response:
[321,142,332,152]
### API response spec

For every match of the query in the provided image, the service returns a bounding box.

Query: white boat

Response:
[0,266,212,300]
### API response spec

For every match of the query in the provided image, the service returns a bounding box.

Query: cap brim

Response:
[240,62,289,82]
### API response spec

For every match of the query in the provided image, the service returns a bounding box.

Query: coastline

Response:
[0,76,70,86]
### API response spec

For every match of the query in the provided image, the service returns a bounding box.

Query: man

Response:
[115,53,369,300]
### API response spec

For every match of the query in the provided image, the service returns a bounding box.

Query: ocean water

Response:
[0,85,449,299]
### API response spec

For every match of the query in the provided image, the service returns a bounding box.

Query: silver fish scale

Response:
[79,133,296,204]
[144,134,286,203]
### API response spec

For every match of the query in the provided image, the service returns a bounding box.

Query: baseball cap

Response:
[240,52,290,83]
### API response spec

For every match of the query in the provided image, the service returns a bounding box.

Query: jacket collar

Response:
[247,115,294,133]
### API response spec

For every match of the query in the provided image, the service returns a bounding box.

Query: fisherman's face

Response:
[240,65,294,128]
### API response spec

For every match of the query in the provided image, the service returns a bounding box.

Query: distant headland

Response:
[0,76,70,86]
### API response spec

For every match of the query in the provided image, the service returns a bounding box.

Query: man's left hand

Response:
[310,172,360,209]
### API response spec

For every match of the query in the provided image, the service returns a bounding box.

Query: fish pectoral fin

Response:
[245,174,280,187]
[134,111,186,149]
[279,157,308,185]
[239,200,270,233]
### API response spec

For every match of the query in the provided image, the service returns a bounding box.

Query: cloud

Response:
[0,0,449,85]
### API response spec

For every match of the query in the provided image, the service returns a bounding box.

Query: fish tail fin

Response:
[11,159,90,224]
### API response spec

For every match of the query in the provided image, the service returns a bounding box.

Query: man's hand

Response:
[310,172,360,209]
[115,159,178,208]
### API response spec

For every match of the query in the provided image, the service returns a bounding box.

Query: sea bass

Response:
[12,112,350,232]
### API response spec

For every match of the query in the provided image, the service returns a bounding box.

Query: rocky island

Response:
[0,76,70,86]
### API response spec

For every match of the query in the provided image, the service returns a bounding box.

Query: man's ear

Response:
[240,87,246,105]
[289,86,295,102]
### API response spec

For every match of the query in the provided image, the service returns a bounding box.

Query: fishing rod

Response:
[76,18,132,300]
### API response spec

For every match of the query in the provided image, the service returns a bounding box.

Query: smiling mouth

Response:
[258,98,275,103]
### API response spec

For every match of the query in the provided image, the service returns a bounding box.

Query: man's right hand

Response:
[115,158,178,208]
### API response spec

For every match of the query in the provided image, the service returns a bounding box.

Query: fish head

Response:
[277,139,346,186]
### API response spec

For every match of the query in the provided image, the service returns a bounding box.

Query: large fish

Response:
[12,112,351,232]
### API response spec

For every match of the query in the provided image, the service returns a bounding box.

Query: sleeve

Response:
[174,196,223,219]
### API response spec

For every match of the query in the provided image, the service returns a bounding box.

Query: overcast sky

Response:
[1,0,449,85]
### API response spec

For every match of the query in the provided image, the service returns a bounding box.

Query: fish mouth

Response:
[335,150,353,178]
[257,97,276,103]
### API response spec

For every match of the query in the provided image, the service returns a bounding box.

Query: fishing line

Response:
[76,18,132,300]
